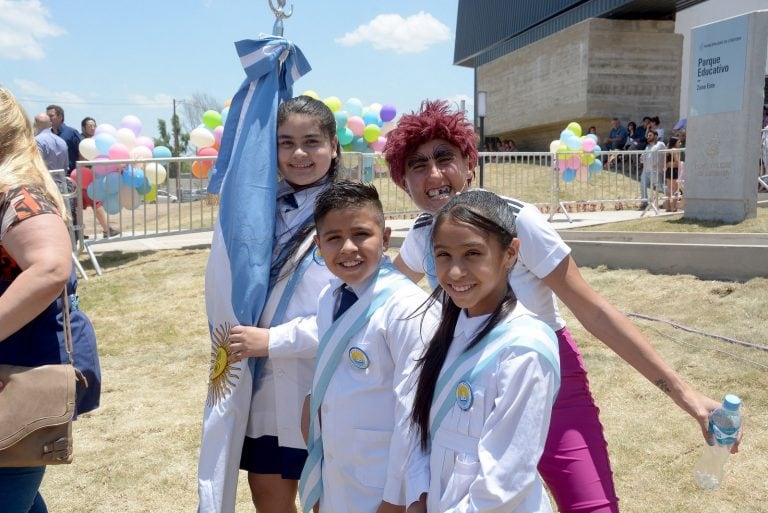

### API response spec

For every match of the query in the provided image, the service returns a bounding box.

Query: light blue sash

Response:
[299,264,409,513]
[430,317,560,439]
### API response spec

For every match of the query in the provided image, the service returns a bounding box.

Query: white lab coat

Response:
[406,306,559,513]
[315,264,439,512]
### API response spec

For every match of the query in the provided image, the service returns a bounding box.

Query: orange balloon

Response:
[191,160,209,179]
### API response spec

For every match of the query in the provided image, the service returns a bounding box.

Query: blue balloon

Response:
[122,165,145,188]
[103,194,121,215]
[94,133,116,155]
[88,178,107,201]
[153,146,172,159]
[345,98,363,117]
[562,168,577,182]
[136,176,153,195]
[560,129,575,141]
[334,111,349,130]
[565,136,582,151]
[589,160,603,174]
[105,172,122,194]
[363,111,380,126]
[351,136,370,153]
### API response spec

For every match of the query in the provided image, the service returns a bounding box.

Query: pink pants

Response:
[538,328,620,513]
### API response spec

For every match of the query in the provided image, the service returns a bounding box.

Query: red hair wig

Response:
[383,100,478,189]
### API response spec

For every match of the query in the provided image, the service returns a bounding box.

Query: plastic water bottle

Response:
[693,394,742,490]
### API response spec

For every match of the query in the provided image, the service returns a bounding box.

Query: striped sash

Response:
[430,317,560,438]
[299,265,408,512]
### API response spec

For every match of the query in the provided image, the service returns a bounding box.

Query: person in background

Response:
[624,121,639,150]
[0,87,74,513]
[650,116,664,142]
[80,117,96,139]
[33,113,68,172]
[639,129,666,210]
[78,117,119,238]
[46,105,81,175]
[604,118,627,151]
[664,136,681,212]
[587,126,601,148]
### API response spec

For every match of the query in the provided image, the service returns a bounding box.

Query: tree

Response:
[154,116,190,177]
[180,92,223,133]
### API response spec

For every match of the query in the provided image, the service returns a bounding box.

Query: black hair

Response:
[81,117,95,132]
[642,116,652,122]
[271,96,343,286]
[411,190,518,450]
[651,116,661,125]
[46,104,64,120]
[314,180,383,231]
[277,95,341,180]
[627,121,636,131]
[667,136,680,148]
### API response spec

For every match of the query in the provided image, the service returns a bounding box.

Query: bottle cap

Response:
[723,394,741,410]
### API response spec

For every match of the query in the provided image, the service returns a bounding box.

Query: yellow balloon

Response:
[566,122,582,138]
[142,183,157,203]
[323,96,342,112]
[302,90,319,100]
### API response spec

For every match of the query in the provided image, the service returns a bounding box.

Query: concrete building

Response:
[456,0,767,150]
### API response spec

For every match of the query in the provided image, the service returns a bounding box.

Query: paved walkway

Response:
[83,208,675,254]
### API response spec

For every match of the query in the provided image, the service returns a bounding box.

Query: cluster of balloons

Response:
[549,122,603,183]
[302,91,397,154]
[189,102,230,179]
[76,115,172,213]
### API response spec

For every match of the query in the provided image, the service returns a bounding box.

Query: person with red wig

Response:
[385,100,734,513]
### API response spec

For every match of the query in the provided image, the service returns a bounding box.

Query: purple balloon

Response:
[380,104,397,122]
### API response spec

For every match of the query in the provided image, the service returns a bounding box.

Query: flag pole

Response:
[269,0,293,36]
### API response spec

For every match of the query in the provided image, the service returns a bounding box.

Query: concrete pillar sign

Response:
[684,11,768,222]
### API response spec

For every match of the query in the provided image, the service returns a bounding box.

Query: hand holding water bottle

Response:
[693,394,742,490]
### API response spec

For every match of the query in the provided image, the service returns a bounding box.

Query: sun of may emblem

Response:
[206,321,241,407]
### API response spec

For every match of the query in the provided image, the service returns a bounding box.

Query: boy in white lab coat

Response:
[299,181,439,513]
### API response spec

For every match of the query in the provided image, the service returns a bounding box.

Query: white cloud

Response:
[127,93,175,109]
[0,0,65,60]
[13,78,85,105]
[335,12,451,54]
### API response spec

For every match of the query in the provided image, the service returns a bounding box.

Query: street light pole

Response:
[477,91,487,188]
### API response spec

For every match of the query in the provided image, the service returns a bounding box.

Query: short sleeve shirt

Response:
[0,186,60,282]
[399,197,570,330]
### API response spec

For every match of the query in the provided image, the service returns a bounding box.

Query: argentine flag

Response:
[198,36,310,513]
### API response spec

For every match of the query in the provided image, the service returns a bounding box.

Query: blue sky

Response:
[1,0,474,138]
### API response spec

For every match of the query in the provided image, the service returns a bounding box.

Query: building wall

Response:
[675,0,768,117]
[479,18,683,150]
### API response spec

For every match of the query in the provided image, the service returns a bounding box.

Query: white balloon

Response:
[119,184,141,209]
[78,138,100,160]
[190,127,215,148]
[144,162,167,186]
[130,145,153,160]
[116,127,137,150]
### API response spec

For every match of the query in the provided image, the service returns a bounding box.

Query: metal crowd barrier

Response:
[70,148,684,275]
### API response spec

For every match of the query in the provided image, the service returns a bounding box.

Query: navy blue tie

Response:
[282,193,298,210]
[333,286,358,321]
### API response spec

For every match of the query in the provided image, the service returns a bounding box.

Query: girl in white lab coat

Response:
[227,95,339,513]
[407,190,560,513]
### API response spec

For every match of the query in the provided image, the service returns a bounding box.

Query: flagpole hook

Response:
[269,0,293,37]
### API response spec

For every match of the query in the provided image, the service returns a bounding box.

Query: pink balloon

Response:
[567,156,581,169]
[370,136,387,153]
[135,136,154,150]
[557,158,568,172]
[108,143,130,161]
[347,116,365,137]
[582,139,596,152]
[213,125,224,145]
[94,123,116,136]
[93,156,118,176]
[197,147,218,158]
[577,167,590,182]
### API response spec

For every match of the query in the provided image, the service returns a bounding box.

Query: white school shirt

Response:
[405,305,558,513]
[315,262,440,512]
[398,198,570,331]
[246,181,335,449]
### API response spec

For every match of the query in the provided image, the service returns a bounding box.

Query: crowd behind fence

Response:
[67,149,685,274]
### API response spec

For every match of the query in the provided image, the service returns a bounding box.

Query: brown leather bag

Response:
[0,288,79,466]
